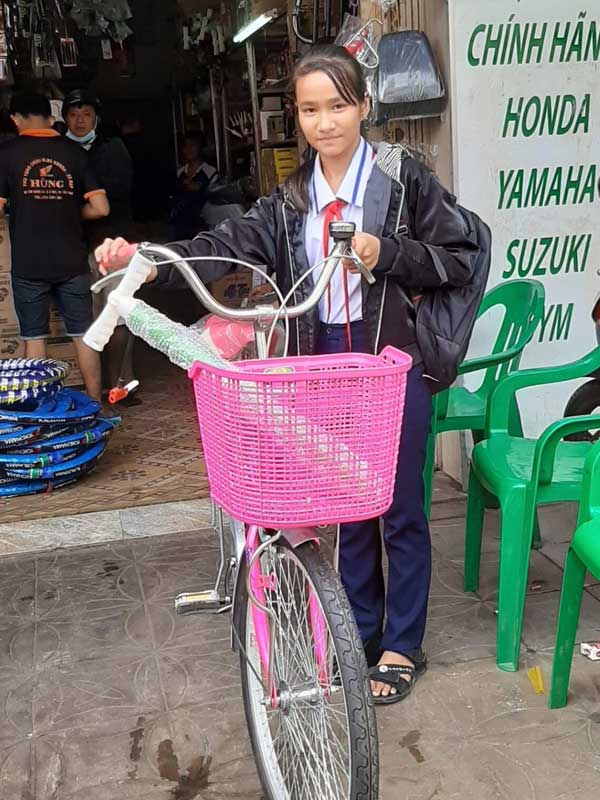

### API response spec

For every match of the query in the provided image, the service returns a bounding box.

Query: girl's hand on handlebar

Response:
[343,233,379,273]
[95,238,158,282]
[96,237,132,274]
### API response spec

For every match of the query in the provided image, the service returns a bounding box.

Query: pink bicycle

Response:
[85,223,411,800]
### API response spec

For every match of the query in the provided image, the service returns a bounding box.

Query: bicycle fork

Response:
[245,525,331,708]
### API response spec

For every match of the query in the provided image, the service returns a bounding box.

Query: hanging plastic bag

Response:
[375,31,446,123]
[334,15,382,125]
[374,0,395,12]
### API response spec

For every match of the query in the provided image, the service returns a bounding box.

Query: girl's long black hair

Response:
[284,45,367,213]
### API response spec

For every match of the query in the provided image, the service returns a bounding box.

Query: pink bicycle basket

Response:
[189,345,412,528]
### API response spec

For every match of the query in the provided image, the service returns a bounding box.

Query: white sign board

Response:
[449,0,600,434]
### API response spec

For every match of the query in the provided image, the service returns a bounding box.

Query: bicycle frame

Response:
[89,236,371,708]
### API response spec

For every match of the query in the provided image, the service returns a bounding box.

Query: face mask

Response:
[66,128,97,148]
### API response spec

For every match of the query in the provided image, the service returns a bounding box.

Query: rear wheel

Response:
[236,538,378,800]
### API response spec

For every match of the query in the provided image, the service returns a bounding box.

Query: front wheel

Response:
[236,538,378,800]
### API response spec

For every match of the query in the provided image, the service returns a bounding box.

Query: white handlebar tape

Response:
[83,250,154,352]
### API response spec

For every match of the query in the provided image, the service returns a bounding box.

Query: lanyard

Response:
[312,138,369,348]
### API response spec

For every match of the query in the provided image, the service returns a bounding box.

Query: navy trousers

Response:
[317,321,432,661]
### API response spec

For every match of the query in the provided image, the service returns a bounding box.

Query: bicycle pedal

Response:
[175,590,231,614]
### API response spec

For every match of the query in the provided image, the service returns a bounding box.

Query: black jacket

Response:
[156,145,479,366]
[86,135,134,248]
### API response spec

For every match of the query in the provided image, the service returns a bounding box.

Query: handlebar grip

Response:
[84,249,155,352]
[83,305,121,352]
[114,249,155,296]
[99,243,138,271]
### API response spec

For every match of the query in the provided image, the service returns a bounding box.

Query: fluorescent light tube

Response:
[233,10,278,43]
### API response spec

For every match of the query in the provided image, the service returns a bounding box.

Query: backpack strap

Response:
[422,244,449,285]
[374,143,411,236]
[373,142,411,183]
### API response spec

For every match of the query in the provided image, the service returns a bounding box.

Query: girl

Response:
[97,45,478,704]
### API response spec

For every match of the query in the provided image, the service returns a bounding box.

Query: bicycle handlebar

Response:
[91,222,374,324]
[85,222,376,353]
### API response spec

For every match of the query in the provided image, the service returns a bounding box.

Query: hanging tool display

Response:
[3,0,135,79]
[182,4,228,57]
[292,0,339,44]
[0,3,9,81]
[5,0,67,76]
[227,111,253,141]
[69,0,133,43]
[31,0,56,70]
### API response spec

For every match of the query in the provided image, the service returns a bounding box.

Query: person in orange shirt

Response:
[0,92,109,401]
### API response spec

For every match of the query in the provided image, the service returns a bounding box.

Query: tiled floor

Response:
[0,474,599,799]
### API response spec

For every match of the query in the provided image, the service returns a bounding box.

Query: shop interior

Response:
[0,0,448,521]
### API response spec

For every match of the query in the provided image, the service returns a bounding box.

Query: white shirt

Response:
[177,162,218,183]
[304,137,375,324]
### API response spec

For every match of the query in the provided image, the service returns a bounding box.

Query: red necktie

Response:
[322,199,352,351]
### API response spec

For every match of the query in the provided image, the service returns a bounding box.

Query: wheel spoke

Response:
[242,542,364,800]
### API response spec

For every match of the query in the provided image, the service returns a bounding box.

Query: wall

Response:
[449,0,600,437]
[360,0,465,483]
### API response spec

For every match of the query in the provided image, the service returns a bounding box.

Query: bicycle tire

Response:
[0,390,100,424]
[0,444,82,468]
[5,419,118,454]
[0,424,42,448]
[4,440,107,480]
[0,469,96,497]
[236,538,378,800]
[0,358,70,405]
[0,358,70,383]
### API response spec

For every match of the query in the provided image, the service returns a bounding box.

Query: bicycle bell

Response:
[329,220,356,243]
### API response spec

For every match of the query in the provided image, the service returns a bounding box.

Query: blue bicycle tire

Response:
[5,441,107,480]
[0,358,71,405]
[0,422,34,434]
[0,466,98,497]
[0,358,70,382]
[6,419,118,454]
[0,382,62,406]
[0,425,42,448]
[0,445,83,469]
[0,389,101,424]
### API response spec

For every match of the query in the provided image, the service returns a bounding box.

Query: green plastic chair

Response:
[465,346,600,672]
[549,439,600,708]
[424,279,546,515]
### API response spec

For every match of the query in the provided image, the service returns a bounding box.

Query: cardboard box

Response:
[260,111,285,142]
[209,269,254,309]
[261,147,299,194]
[261,96,282,112]
[0,274,17,327]
[0,325,24,359]
[0,222,10,275]
[47,341,84,387]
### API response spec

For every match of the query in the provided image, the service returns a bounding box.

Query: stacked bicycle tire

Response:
[0,358,120,497]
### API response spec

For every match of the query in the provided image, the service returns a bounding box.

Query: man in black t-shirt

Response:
[63,89,137,396]
[0,92,109,401]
